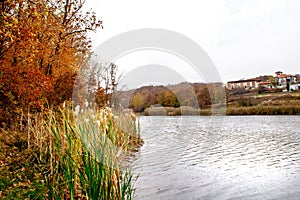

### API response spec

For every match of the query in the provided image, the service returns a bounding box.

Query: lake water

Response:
[130,116,300,200]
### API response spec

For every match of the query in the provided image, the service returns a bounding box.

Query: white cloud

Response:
[85,0,300,83]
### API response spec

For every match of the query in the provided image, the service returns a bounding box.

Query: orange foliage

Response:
[0,0,102,125]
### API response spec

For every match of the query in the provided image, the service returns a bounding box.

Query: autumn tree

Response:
[0,0,102,125]
[131,93,145,112]
[101,62,120,106]
[91,61,120,108]
[193,84,211,109]
[269,76,276,87]
[128,86,180,112]
[161,90,179,107]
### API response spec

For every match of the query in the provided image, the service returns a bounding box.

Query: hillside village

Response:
[226,71,300,93]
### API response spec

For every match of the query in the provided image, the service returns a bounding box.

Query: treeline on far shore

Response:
[115,82,300,116]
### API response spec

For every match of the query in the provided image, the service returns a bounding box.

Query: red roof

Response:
[259,81,270,85]
[278,74,287,78]
[227,78,259,83]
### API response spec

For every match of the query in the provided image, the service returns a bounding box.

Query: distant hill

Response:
[112,82,226,112]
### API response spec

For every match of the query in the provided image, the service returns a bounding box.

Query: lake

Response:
[129,116,300,200]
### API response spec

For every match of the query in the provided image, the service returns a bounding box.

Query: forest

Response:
[112,82,226,113]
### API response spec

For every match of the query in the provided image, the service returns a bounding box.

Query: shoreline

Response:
[133,91,300,116]
[135,105,300,116]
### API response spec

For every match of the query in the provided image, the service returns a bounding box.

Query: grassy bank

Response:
[0,105,142,199]
[144,106,213,116]
[226,99,300,115]
[140,92,300,116]
[141,104,300,116]
[226,105,300,115]
[226,92,300,115]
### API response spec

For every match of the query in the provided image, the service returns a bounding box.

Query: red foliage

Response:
[0,0,102,126]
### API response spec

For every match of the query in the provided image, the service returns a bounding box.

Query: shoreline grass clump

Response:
[144,106,213,116]
[0,104,142,199]
[226,99,300,115]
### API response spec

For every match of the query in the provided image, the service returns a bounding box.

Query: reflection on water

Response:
[130,116,300,199]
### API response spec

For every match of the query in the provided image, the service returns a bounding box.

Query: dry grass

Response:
[226,104,300,115]
[144,106,214,116]
[0,104,142,199]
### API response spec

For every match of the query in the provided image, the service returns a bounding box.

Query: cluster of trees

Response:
[83,61,120,108]
[0,0,103,125]
[128,86,180,112]
[119,82,225,112]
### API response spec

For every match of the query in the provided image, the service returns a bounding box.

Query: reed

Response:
[144,106,213,116]
[0,104,141,199]
[226,104,300,115]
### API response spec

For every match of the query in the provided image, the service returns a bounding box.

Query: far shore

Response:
[133,91,300,116]
[134,105,300,116]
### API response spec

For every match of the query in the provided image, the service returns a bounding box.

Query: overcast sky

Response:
[84,0,300,86]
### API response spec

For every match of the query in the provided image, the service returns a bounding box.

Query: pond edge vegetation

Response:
[0,104,143,199]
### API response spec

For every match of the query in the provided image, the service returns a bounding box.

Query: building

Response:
[274,71,297,91]
[291,84,300,91]
[296,74,300,84]
[258,81,271,88]
[226,79,259,90]
[275,71,296,85]
[227,70,299,92]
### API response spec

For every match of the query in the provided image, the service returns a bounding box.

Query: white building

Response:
[226,79,259,90]
[274,71,298,91]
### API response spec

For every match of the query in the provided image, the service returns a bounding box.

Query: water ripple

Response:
[131,116,300,199]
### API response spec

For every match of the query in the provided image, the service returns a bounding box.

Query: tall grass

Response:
[0,105,141,199]
[144,106,213,116]
[226,105,300,115]
[49,106,139,199]
[226,100,300,115]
